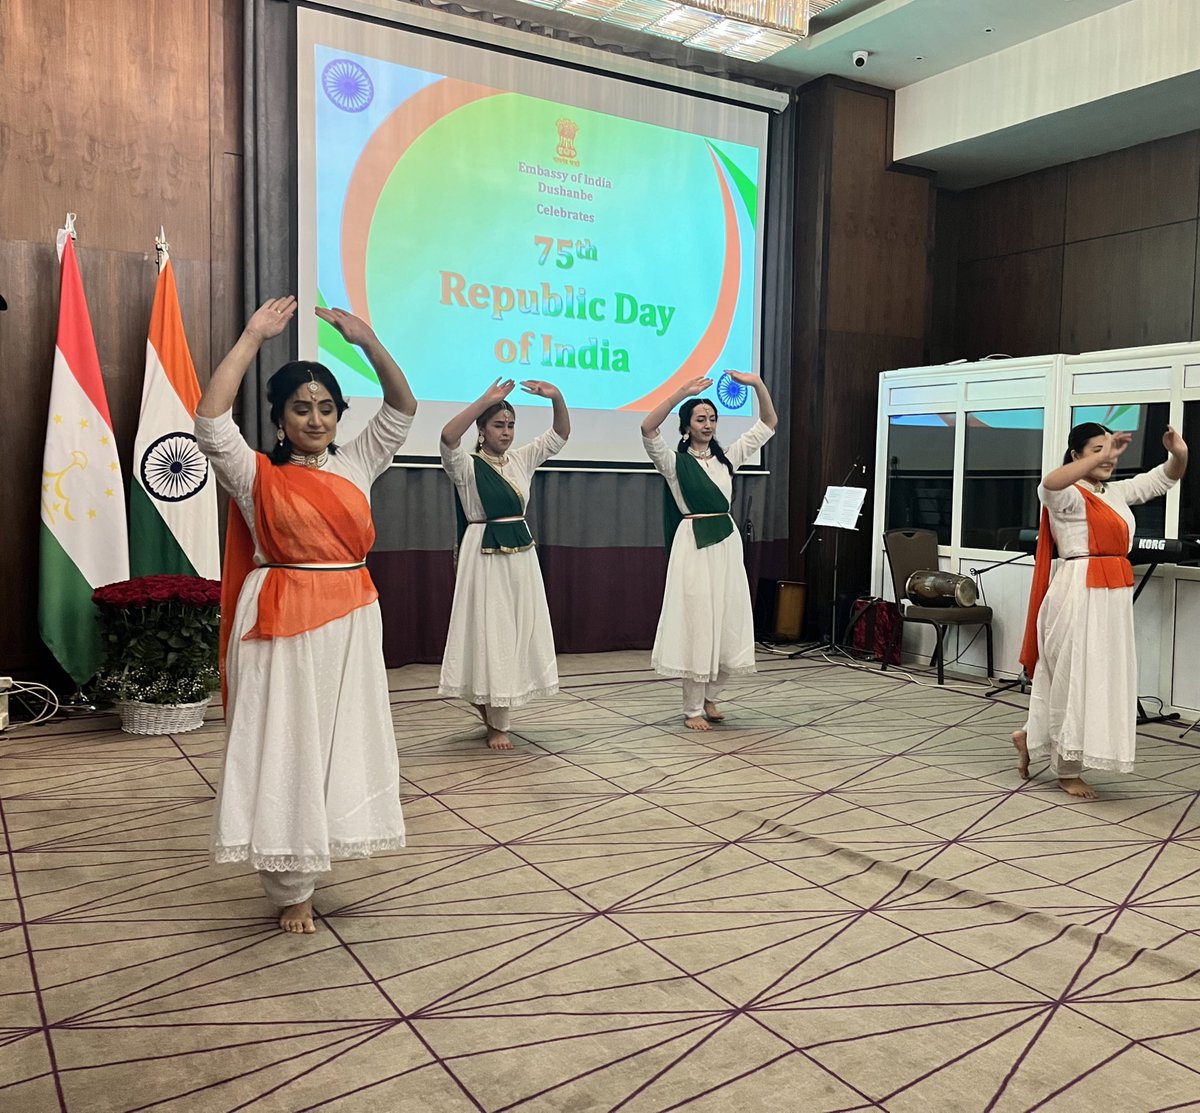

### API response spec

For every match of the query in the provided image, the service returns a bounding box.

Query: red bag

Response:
[849,597,902,665]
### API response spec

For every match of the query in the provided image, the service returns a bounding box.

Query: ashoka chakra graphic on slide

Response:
[322,59,373,112]
[141,433,209,502]
[716,372,749,410]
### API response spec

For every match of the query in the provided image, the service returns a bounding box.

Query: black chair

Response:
[881,529,994,684]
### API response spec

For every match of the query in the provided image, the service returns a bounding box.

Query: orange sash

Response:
[1019,485,1134,677]
[219,455,378,697]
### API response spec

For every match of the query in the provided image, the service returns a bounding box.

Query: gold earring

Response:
[476,433,485,451]
[276,428,285,443]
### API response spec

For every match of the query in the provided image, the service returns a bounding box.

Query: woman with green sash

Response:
[641,373,778,730]
[438,377,570,750]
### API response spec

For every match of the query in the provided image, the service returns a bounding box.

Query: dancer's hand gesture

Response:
[479,378,516,407]
[1164,426,1188,458]
[677,377,713,399]
[245,297,296,343]
[1101,430,1133,465]
[315,306,377,349]
[519,380,561,399]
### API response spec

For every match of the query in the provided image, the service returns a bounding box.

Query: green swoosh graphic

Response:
[709,142,758,230]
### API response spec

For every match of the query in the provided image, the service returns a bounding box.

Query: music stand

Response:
[790,485,868,659]
[969,547,1035,698]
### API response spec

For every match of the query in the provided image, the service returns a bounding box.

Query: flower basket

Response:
[117,698,210,735]
[91,575,222,734]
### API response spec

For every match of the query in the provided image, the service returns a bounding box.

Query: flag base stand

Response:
[59,689,96,715]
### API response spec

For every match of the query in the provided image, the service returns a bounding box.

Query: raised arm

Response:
[197,297,296,417]
[726,370,778,429]
[520,380,570,439]
[640,376,713,438]
[315,307,416,416]
[1041,430,1131,491]
[441,378,515,449]
[1164,425,1189,480]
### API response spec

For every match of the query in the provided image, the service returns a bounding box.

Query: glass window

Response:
[1070,403,1171,537]
[1179,400,1200,541]
[962,409,1044,550]
[885,413,955,546]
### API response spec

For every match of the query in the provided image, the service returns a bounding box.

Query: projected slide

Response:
[297,9,769,462]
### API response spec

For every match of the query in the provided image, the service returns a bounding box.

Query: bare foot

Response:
[279,899,316,934]
[684,716,712,732]
[1059,777,1098,800]
[703,700,724,723]
[1011,730,1030,780]
[487,725,513,751]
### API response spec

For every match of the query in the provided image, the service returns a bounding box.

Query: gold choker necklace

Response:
[687,446,713,460]
[289,449,328,469]
[479,450,508,466]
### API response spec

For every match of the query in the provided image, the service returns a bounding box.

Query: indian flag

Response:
[129,247,219,578]
[39,225,130,685]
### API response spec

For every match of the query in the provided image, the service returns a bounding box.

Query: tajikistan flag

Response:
[39,221,130,685]
[130,245,219,578]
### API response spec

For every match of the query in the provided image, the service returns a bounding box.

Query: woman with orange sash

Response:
[641,373,778,731]
[195,297,417,933]
[1014,421,1187,798]
[438,377,570,751]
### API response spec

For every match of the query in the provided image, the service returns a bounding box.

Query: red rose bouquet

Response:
[91,574,222,704]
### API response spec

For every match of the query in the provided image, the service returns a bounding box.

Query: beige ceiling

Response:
[464,0,1197,189]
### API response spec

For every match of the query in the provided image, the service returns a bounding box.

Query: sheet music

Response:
[814,486,867,530]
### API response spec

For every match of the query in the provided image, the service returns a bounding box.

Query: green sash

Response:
[662,451,734,552]
[455,455,534,554]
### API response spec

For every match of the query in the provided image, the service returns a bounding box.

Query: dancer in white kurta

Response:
[640,373,779,730]
[196,298,417,933]
[438,377,570,750]
[1014,421,1188,799]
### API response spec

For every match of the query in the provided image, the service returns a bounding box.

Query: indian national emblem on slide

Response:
[554,118,580,167]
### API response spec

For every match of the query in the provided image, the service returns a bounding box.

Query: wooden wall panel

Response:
[790,78,935,634]
[788,82,832,580]
[0,0,241,677]
[940,128,1200,362]
[820,331,925,600]
[0,0,211,254]
[1060,221,1197,352]
[1065,132,1200,243]
[0,240,61,681]
[957,167,1066,262]
[956,246,1063,359]
[928,190,962,365]
[1194,221,1200,341]
[827,87,932,340]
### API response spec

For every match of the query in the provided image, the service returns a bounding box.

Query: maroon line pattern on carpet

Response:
[3,651,1200,1110]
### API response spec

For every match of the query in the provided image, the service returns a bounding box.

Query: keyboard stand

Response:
[1133,561,1181,726]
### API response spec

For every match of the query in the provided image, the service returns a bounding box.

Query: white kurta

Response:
[644,420,775,683]
[1024,464,1176,773]
[195,405,411,872]
[438,429,565,708]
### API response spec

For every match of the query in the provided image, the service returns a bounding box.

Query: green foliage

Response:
[92,596,221,706]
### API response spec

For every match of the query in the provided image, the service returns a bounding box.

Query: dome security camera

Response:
[852,50,869,68]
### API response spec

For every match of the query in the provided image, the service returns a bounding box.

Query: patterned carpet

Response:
[3,651,1200,1112]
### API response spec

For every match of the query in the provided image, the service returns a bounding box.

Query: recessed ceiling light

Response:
[983,26,994,32]
[914,54,924,60]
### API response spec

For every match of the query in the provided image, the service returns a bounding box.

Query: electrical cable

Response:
[3,681,61,731]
